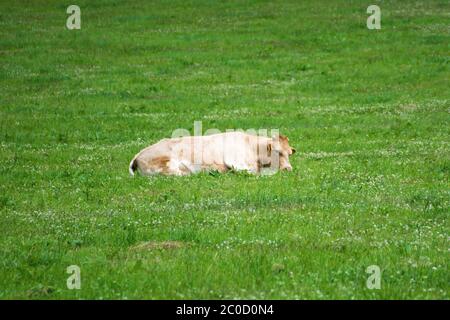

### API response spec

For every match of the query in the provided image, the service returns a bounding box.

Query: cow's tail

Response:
[129,155,139,176]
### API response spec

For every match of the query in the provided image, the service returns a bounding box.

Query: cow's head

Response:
[268,134,296,171]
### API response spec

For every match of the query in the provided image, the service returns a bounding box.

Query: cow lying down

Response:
[129,132,296,176]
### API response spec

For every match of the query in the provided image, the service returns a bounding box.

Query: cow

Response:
[129,131,296,176]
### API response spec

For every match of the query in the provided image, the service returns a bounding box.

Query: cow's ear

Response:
[291,147,296,154]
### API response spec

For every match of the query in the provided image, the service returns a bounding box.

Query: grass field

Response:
[0,0,449,299]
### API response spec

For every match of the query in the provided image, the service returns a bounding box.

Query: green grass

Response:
[0,0,449,299]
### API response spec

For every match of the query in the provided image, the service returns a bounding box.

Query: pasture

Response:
[0,0,448,299]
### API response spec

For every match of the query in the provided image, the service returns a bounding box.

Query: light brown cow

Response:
[129,132,296,176]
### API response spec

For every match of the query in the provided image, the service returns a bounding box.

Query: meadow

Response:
[0,0,448,299]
